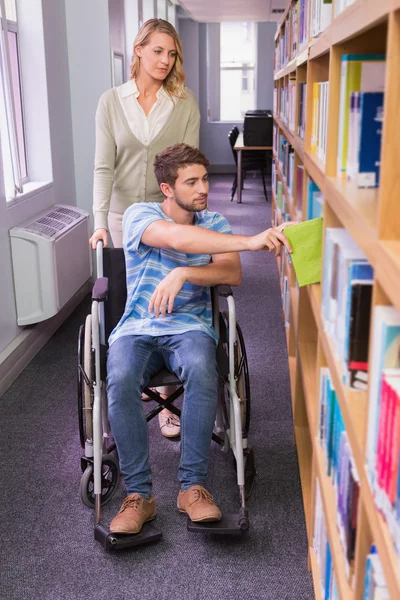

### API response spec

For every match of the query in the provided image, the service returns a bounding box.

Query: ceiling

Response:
[176,0,288,22]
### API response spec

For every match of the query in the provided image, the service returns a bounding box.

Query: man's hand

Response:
[148,268,186,318]
[247,226,293,256]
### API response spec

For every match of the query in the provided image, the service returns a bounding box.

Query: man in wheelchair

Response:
[107,143,292,535]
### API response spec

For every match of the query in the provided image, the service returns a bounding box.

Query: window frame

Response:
[0,2,29,200]
[208,22,257,123]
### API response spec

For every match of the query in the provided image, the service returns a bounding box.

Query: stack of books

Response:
[334,0,357,18]
[319,368,360,577]
[363,547,389,599]
[322,228,373,390]
[310,0,332,38]
[314,479,340,599]
[311,81,329,163]
[337,53,386,187]
[295,164,304,220]
[298,82,307,138]
[306,176,324,220]
[366,305,400,556]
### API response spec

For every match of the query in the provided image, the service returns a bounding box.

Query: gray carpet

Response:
[0,174,314,600]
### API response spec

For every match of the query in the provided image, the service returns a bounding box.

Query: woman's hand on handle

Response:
[89,228,108,250]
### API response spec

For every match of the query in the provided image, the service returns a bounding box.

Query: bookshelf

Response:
[273,1,400,598]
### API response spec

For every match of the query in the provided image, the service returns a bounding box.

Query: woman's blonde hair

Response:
[130,19,186,98]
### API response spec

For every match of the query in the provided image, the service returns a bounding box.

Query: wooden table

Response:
[233,133,273,203]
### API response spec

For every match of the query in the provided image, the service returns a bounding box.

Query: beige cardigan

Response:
[93,87,200,231]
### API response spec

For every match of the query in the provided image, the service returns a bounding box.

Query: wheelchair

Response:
[77,242,255,550]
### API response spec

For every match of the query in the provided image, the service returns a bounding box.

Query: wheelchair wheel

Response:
[77,315,92,449]
[80,454,120,508]
[221,311,251,435]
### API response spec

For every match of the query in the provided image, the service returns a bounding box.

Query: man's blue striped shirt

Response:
[108,202,232,346]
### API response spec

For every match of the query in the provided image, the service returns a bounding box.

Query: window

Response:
[0,0,26,200]
[220,22,256,121]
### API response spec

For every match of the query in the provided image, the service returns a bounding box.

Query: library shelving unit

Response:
[273,1,400,599]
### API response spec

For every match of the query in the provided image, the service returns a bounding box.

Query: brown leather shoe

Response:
[110,493,156,534]
[177,486,222,522]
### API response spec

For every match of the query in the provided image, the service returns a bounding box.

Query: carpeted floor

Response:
[0,174,314,600]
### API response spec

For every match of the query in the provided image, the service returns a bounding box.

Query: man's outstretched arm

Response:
[141,220,292,256]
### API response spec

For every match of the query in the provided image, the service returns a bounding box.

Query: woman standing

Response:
[90,19,200,436]
[90,18,200,249]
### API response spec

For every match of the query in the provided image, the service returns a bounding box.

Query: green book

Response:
[283,218,323,287]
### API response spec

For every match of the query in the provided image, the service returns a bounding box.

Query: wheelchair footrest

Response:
[94,523,162,550]
[187,510,249,535]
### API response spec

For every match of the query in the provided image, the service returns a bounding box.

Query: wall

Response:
[0,0,112,357]
[0,0,77,354]
[256,21,277,110]
[65,0,111,227]
[179,19,276,171]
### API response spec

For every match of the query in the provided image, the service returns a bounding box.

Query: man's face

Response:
[171,165,209,212]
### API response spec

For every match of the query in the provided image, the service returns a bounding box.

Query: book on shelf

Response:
[319,368,360,580]
[306,176,324,220]
[337,54,386,179]
[311,81,329,163]
[363,547,390,600]
[295,164,304,220]
[298,82,307,139]
[334,0,357,18]
[365,306,400,552]
[310,0,332,38]
[347,92,384,188]
[313,478,341,599]
[321,228,373,390]
[283,217,323,287]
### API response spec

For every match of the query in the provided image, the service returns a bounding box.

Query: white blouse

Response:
[116,79,175,146]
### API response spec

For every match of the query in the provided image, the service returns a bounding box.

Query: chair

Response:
[77,243,255,550]
[228,128,269,202]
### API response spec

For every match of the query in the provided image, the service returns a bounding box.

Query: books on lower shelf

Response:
[337,53,386,182]
[318,368,360,580]
[365,306,400,556]
[314,479,340,599]
[322,228,373,390]
[363,547,390,599]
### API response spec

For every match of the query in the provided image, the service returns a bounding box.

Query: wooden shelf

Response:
[314,443,353,600]
[295,425,313,539]
[288,355,297,401]
[309,547,323,600]
[274,2,400,595]
[298,341,317,431]
[377,241,400,314]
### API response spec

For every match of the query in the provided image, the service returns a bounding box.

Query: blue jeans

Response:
[107,331,219,498]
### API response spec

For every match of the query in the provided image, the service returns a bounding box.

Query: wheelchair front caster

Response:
[80,454,120,508]
[94,523,162,550]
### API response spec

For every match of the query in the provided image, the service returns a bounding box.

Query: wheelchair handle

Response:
[96,240,104,278]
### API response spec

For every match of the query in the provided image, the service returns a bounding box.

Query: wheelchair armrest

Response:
[214,285,233,298]
[92,277,109,302]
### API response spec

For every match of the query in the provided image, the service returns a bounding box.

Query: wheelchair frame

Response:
[78,241,255,549]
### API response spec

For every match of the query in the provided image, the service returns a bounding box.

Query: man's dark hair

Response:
[154,143,210,188]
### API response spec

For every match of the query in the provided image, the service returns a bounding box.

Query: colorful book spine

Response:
[337,54,386,178]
